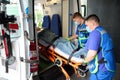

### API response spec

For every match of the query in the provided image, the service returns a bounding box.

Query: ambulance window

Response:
[35,3,44,28]
[6,0,18,16]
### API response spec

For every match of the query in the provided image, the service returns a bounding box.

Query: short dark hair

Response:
[85,14,100,23]
[72,12,83,19]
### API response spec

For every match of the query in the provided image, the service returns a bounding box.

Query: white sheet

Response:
[53,47,84,63]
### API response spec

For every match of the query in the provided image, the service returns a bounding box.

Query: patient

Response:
[53,37,88,59]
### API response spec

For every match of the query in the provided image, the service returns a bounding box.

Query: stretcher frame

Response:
[38,41,88,79]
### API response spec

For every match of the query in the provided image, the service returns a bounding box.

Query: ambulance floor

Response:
[38,56,120,80]
[38,57,89,80]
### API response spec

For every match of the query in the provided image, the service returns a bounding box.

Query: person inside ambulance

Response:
[82,14,116,80]
[67,12,89,48]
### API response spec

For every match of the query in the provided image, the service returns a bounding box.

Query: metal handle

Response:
[81,5,86,17]
[20,57,39,64]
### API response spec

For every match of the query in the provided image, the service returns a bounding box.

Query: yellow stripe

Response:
[91,55,99,73]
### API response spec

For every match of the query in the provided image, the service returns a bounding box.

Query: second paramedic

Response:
[67,12,89,48]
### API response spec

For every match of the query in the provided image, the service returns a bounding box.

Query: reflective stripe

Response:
[91,55,99,73]
[100,33,115,72]
[96,28,115,72]
[90,29,104,73]
[78,37,87,48]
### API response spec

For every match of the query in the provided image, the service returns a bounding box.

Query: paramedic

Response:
[83,14,116,80]
[67,12,89,48]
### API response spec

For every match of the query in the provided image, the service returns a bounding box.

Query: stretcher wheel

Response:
[77,67,87,77]
[55,58,62,67]
[77,64,88,77]
[78,71,86,77]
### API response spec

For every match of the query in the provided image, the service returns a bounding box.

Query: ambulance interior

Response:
[0,0,120,80]
[36,0,120,80]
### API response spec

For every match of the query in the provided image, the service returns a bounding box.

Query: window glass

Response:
[35,3,44,28]
[6,0,18,16]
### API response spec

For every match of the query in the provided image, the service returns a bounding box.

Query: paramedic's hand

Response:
[66,37,70,41]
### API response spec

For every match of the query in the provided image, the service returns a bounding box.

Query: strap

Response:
[67,47,80,64]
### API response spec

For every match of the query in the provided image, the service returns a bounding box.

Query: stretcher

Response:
[37,29,88,79]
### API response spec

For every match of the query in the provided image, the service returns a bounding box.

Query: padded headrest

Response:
[42,15,51,29]
[50,14,62,36]
[37,28,59,45]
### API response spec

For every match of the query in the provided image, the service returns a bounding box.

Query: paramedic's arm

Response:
[83,50,97,63]
[69,34,78,40]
